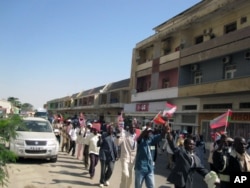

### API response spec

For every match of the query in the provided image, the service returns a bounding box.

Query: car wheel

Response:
[50,156,57,163]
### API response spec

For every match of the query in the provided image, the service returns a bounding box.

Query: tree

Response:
[21,103,34,112]
[7,97,21,107]
[0,115,22,186]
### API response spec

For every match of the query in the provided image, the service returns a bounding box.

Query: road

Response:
[5,150,208,188]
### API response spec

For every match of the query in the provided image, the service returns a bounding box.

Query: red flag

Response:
[163,102,177,117]
[210,109,232,129]
[152,111,166,124]
[92,122,101,132]
[135,128,141,140]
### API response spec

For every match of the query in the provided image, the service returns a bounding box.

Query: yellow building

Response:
[47,0,250,141]
[127,0,250,140]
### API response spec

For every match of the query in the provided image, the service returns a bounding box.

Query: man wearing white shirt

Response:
[68,125,77,156]
[86,127,101,179]
[116,124,137,188]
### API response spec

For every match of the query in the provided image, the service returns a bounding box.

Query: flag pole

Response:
[151,111,162,122]
[224,109,230,134]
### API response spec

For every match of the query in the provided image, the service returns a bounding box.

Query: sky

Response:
[0,0,201,109]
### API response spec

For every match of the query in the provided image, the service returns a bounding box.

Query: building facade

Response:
[47,79,130,123]
[126,0,250,141]
[47,0,250,141]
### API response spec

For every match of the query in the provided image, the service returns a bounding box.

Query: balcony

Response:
[131,87,178,102]
[178,77,250,97]
[180,26,250,65]
[136,60,153,71]
[160,51,180,64]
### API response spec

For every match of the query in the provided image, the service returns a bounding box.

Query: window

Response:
[183,105,197,110]
[240,16,247,24]
[224,22,237,34]
[203,103,232,110]
[194,71,202,84]
[74,99,77,107]
[195,35,203,44]
[162,79,169,88]
[239,102,250,109]
[225,65,236,79]
[161,37,171,55]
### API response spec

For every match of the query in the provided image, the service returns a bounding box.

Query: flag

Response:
[152,111,166,125]
[163,102,177,117]
[92,122,101,132]
[210,109,232,129]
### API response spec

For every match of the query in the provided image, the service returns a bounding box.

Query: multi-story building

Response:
[126,0,250,141]
[47,0,250,141]
[47,78,130,123]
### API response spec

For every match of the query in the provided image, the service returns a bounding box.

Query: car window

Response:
[17,120,53,132]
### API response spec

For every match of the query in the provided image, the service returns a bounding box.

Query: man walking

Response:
[116,123,137,188]
[98,124,118,187]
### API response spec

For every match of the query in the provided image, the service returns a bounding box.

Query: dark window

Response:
[240,16,247,24]
[203,103,232,109]
[183,105,197,110]
[239,102,250,109]
[224,22,237,34]
[162,79,169,88]
[195,35,203,44]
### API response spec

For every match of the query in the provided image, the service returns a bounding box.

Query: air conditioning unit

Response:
[222,56,231,64]
[191,64,199,71]
[245,51,250,60]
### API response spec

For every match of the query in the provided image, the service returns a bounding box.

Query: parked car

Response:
[9,117,59,162]
[34,110,48,120]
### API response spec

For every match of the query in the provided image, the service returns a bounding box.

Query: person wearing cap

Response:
[134,119,168,188]
[166,124,220,188]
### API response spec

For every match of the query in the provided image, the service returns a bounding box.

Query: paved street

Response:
[6,148,208,188]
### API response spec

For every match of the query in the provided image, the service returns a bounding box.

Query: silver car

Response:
[9,117,59,162]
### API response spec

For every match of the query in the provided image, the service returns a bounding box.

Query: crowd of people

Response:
[48,112,250,188]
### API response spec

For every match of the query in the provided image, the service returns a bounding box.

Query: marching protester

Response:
[162,133,174,169]
[134,119,167,188]
[68,123,77,157]
[166,123,220,188]
[97,124,119,187]
[52,115,63,144]
[194,134,206,166]
[76,112,86,160]
[213,135,250,188]
[61,120,71,152]
[83,122,93,169]
[86,126,101,179]
[116,122,137,188]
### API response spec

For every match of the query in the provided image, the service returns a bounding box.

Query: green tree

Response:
[21,103,34,112]
[0,115,22,186]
